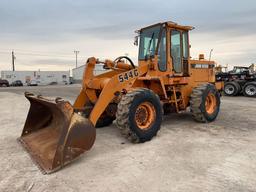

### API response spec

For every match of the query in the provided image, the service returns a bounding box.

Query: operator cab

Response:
[137,21,194,76]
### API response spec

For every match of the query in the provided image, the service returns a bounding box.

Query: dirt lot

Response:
[0,85,256,192]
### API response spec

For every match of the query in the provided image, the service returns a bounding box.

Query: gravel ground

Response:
[0,85,256,192]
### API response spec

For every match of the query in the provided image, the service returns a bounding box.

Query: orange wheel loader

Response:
[18,21,223,174]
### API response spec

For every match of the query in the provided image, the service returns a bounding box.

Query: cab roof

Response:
[138,21,194,32]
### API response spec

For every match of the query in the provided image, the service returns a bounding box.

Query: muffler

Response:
[18,92,96,174]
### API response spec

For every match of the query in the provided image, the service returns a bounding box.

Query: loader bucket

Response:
[18,93,96,174]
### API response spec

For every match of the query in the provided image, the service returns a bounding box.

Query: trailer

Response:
[216,64,256,97]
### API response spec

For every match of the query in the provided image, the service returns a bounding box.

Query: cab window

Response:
[158,29,167,71]
[182,32,189,59]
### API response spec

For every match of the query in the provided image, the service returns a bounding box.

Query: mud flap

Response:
[18,92,96,174]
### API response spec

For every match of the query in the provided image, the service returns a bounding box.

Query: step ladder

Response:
[168,86,186,113]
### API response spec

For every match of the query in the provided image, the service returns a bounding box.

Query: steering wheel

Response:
[113,56,135,69]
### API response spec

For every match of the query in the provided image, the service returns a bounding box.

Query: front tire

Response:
[190,83,220,123]
[83,103,117,128]
[95,115,115,128]
[116,88,162,143]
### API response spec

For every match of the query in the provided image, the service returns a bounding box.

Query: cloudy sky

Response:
[0,0,256,71]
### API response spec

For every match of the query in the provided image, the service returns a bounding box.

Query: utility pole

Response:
[124,53,129,63]
[209,49,213,61]
[74,50,79,68]
[12,50,16,71]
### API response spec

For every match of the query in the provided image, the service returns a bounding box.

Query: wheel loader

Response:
[18,21,223,174]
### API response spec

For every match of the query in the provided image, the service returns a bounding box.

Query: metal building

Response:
[1,70,70,85]
[72,64,107,83]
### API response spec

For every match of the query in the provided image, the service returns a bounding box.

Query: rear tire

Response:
[224,82,241,96]
[243,82,256,97]
[190,83,220,123]
[116,88,162,143]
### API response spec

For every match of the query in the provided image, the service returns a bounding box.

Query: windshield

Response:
[138,25,161,60]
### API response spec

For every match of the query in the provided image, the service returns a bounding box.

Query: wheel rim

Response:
[135,102,156,130]
[245,85,256,96]
[205,93,217,114]
[224,85,234,95]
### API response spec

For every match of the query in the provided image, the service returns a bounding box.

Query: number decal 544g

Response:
[118,69,139,83]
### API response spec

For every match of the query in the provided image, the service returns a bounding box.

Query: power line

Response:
[0,50,107,59]
[15,52,76,59]
[0,48,114,59]
[0,50,74,58]
[0,51,10,55]
[0,49,75,56]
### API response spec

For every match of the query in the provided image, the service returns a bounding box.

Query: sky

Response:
[0,0,256,71]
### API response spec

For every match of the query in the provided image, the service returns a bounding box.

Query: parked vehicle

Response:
[27,80,38,86]
[0,79,9,87]
[216,65,256,97]
[11,80,23,87]
[69,77,73,84]
[63,80,68,85]
[48,81,57,85]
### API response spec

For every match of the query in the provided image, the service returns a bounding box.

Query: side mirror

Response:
[134,36,139,46]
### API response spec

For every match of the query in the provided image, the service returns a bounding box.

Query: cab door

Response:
[171,30,182,74]
[170,30,189,76]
